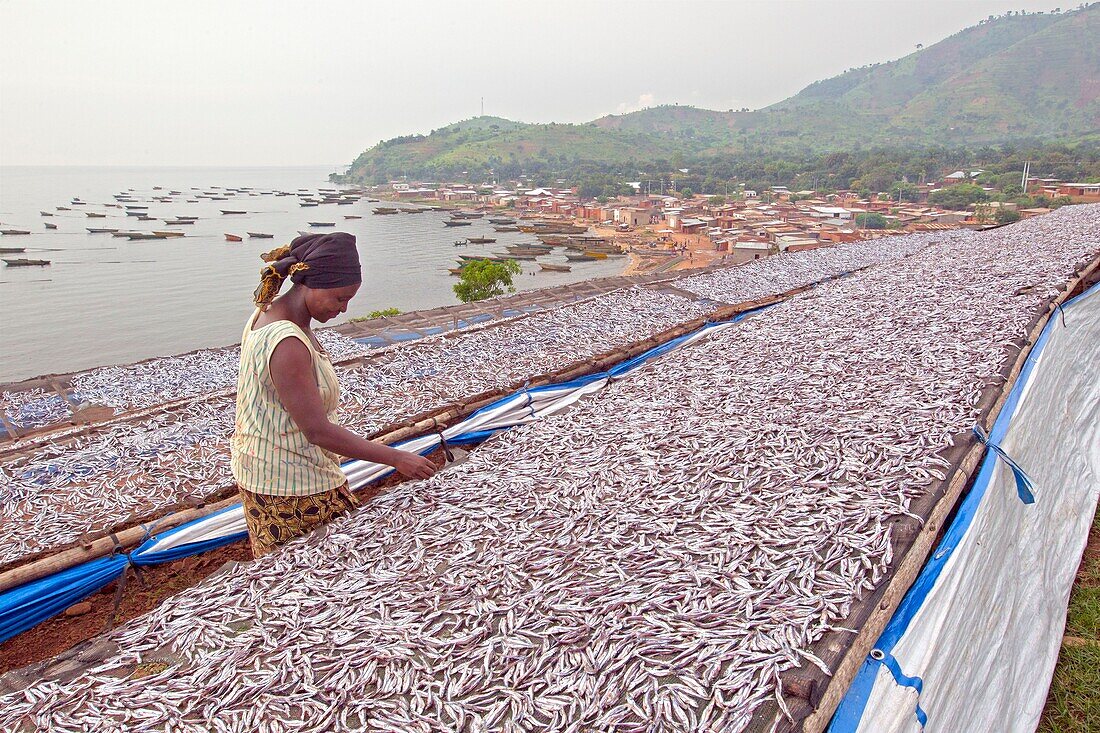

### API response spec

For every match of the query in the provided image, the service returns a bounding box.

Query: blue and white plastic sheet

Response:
[830,282,1100,733]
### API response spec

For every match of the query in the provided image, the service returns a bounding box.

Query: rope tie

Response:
[431,419,454,463]
[870,649,928,729]
[104,533,147,632]
[1054,301,1067,328]
[973,425,1036,504]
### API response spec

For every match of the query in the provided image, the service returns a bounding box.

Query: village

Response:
[380,174,1100,274]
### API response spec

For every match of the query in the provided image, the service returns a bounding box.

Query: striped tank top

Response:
[230,309,345,496]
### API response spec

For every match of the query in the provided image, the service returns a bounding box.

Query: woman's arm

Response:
[268,337,437,479]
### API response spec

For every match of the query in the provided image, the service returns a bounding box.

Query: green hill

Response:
[344,6,1099,182]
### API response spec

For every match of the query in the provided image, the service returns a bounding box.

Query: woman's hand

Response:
[391,451,437,479]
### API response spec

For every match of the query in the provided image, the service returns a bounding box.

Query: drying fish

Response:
[0,205,1096,732]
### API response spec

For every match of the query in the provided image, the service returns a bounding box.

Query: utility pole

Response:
[481,97,484,117]
[1020,160,1030,190]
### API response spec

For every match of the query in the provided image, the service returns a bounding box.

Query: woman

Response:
[231,232,436,556]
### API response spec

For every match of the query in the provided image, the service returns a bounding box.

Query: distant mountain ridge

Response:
[346,6,1099,182]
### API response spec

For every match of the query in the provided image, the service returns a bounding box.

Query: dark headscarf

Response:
[253,232,361,309]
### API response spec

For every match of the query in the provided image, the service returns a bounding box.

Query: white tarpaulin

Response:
[831,282,1100,733]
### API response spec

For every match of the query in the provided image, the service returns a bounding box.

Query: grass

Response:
[1038,502,1100,733]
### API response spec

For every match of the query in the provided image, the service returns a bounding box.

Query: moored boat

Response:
[86,227,119,234]
[3,258,50,267]
[86,212,106,218]
[162,220,194,225]
[221,210,247,215]
[539,262,571,272]
[0,229,31,235]
[344,215,362,220]
[39,211,53,217]
[443,219,472,227]
[247,232,275,238]
[152,231,185,238]
[373,207,399,215]
[466,237,496,244]
[487,217,516,224]
[44,222,58,230]
[564,252,598,261]
[225,233,243,242]
[0,247,26,253]
[308,222,335,227]
[128,233,160,240]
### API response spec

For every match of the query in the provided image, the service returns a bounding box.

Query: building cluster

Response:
[384,172,1098,266]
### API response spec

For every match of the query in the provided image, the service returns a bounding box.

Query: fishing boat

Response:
[137,216,156,221]
[125,211,145,217]
[225,233,243,242]
[466,237,496,244]
[453,239,469,247]
[247,232,275,238]
[87,227,119,234]
[443,219,472,227]
[373,207,399,215]
[487,217,516,224]
[56,206,71,211]
[493,226,521,232]
[0,229,31,235]
[162,220,194,225]
[539,262,571,272]
[152,231,185,238]
[86,212,106,218]
[506,248,550,257]
[308,222,335,227]
[497,252,536,260]
[457,254,489,262]
[44,222,57,230]
[447,267,466,276]
[128,233,161,240]
[300,202,319,207]
[39,211,53,217]
[452,212,485,219]
[125,205,149,210]
[582,250,609,260]
[112,231,138,237]
[0,247,26,253]
[344,215,362,220]
[221,210,247,215]
[565,252,598,262]
[3,258,50,267]
[177,216,199,221]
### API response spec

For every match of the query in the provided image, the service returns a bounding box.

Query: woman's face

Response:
[304,283,361,323]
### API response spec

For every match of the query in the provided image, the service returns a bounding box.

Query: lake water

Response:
[0,166,625,382]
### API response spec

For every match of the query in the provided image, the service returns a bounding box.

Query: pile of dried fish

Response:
[0,389,71,432]
[0,290,708,567]
[678,233,932,304]
[3,205,1096,731]
[68,329,364,411]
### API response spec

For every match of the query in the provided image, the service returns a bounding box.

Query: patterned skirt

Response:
[238,482,360,557]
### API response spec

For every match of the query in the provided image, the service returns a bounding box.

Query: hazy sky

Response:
[1,0,1068,167]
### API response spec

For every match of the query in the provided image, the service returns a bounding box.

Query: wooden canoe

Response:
[3,258,50,267]
[224,234,243,242]
[247,232,275,238]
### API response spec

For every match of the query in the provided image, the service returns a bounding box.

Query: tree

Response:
[708,195,727,206]
[929,183,989,210]
[453,259,522,303]
[994,208,1021,224]
[679,186,694,199]
[888,181,921,202]
[855,212,887,229]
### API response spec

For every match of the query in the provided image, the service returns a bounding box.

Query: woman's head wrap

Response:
[253,232,361,309]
